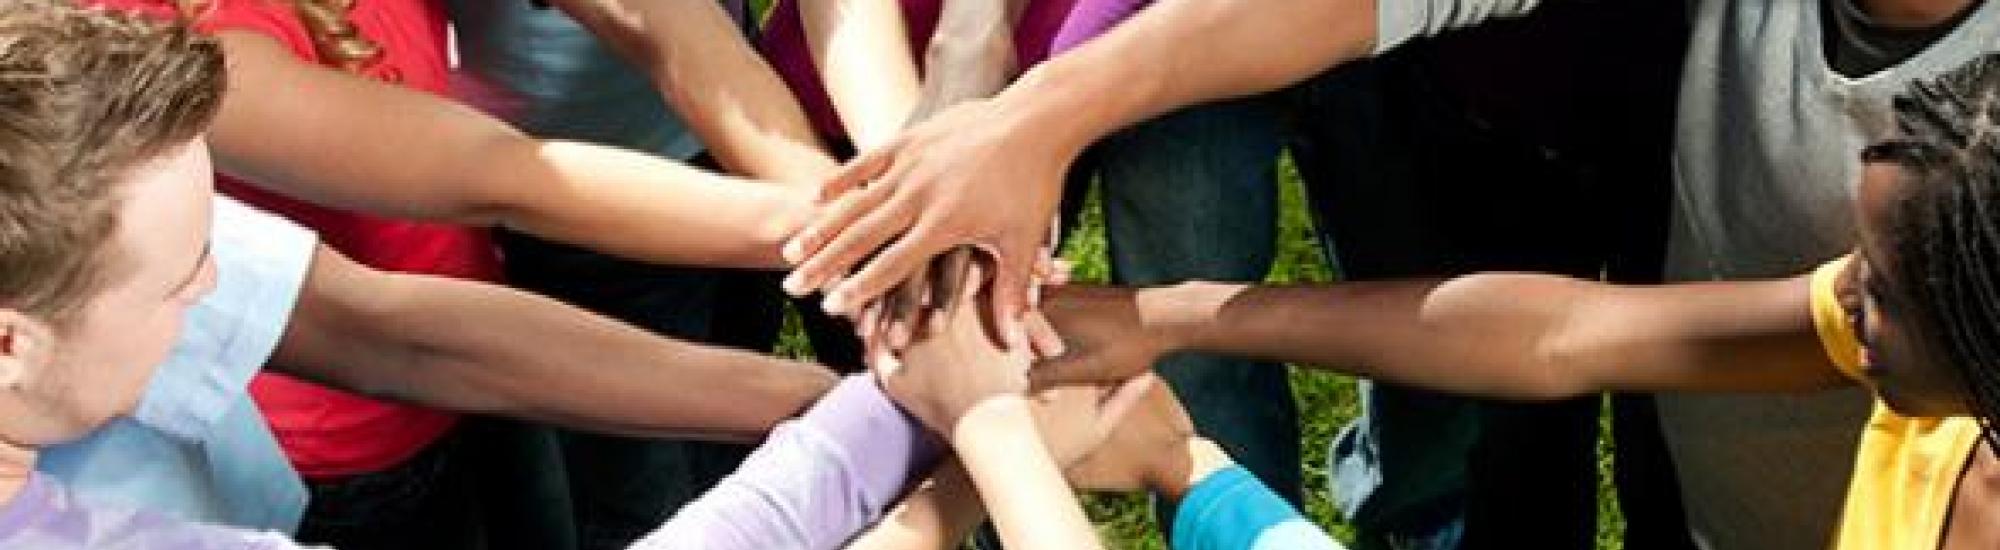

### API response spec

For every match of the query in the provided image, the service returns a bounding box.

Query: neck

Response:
[1855,0,1978,28]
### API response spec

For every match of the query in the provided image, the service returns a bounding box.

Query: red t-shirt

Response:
[97,0,494,480]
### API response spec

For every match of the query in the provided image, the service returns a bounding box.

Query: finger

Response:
[930,247,977,315]
[1024,310,1066,359]
[782,185,896,290]
[858,303,903,374]
[984,246,1038,351]
[825,222,950,317]
[797,198,924,313]
[818,145,897,203]
[883,271,927,351]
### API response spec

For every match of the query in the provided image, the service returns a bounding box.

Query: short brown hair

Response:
[0,0,224,321]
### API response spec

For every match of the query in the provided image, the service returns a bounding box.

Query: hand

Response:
[1060,376,1198,492]
[875,257,1035,435]
[1028,285,1179,387]
[1024,374,1160,467]
[781,98,1070,350]
[857,245,1067,370]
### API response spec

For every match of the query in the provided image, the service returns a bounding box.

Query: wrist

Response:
[948,393,1036,453]
[1136,282,1238,354]
[1153,438,1232,501]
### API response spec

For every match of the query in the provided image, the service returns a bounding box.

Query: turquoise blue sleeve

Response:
[1170,465,1345,550]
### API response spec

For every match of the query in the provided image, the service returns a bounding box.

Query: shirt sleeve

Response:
[0,474,321,550]
[630,374,942,550]
[131,197,317,443]
[1171,465,1346,550]
[1808,255,1866,381]
[1375,0,1543,53]
[1050,0,1153,55]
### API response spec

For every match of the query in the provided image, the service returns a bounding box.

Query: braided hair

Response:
[1865,52,2000,455]
[177,0,381,73]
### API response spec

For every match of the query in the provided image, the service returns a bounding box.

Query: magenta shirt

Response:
[758,0,1154,141]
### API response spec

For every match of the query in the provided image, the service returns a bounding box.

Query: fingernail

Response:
[782,240,805,263]
[782,273,807,296]
[1007,321,1026,350]
[824,291,849,314]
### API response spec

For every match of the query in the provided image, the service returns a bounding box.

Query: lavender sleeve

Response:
[630,374,942,550]
[1050,0,1152,54]
[0,473,309,550]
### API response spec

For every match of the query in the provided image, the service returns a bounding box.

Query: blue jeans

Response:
[1069,96,1302,512]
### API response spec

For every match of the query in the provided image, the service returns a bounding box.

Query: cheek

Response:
[67,306,189,416]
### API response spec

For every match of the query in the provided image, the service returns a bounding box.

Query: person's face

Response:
[2,139,216,445]
[1846,161,1974,416]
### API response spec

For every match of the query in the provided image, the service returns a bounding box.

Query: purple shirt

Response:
[631,374,940,549]
[759,0,1086,139]
[1051,0,1152,53]
[0,472,306,549]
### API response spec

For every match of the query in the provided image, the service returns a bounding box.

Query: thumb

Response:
[983,240,1038,351]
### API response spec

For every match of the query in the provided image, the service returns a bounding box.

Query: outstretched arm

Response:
[208,31,809,269]
[546,0,842,185]
[269,245,838,443]
[1039,274,1849,399]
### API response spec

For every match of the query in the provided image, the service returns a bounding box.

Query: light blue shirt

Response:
[446,0,748,157]
[38,197,318,533]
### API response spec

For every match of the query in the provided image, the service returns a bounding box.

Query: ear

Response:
[0,309,52,389]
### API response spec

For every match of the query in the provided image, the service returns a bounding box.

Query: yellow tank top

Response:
[1812,256,1983,550]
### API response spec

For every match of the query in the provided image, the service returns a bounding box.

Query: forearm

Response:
[481,139,811,269]
[210,32,805,269]
[990,0,1381,165]
[275,255,837,442]
[1142,275,1841,399]
[551,0,841,185]
[915,0,1030,113]
[841,463,985,550]
[951,396,1102,549]
[801,0,923,148]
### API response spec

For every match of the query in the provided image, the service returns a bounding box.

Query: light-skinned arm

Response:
[544,0,843,185]
[267,245,838,443]
[209,31,809,270]
[798,0,924,150]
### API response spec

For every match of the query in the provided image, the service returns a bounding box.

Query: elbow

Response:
[1528,329,1611,401]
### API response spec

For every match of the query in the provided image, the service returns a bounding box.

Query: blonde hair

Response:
[178,0,381,73]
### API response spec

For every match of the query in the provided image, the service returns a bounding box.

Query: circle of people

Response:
[0,0,1993,549]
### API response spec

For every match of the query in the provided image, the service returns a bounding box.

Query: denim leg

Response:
[1289,60,1476,550]
[1092,97,1301,521]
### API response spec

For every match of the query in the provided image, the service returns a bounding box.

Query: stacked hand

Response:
[779,98,1070,354]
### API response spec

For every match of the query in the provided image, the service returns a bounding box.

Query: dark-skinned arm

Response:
[1039,274,1849,400]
